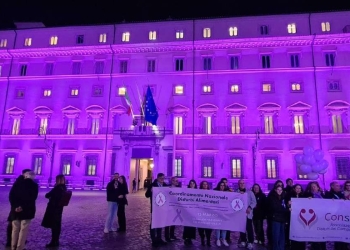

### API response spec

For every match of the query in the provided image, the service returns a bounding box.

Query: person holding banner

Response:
[164,177,180,242]
[182,180,198,246]
[198,181,213,247]
[145,173,169,247]
[213,181,230,247]
[237,179,256,250]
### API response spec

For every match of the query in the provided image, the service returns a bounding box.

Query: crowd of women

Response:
[145,173,350,250]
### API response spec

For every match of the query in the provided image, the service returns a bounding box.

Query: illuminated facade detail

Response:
[0,11,350,190]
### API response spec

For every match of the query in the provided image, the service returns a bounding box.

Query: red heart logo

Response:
[299,208,316,226]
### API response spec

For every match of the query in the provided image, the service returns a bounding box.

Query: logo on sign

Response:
[231,198,243,211]
[299,208,317,229]
[155,192,166,206]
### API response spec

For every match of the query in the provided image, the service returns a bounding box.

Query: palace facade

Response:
[1,11,350,190]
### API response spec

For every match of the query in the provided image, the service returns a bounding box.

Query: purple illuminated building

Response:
[0,11,350,190]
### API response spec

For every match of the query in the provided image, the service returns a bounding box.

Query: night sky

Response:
[1,0,350,29]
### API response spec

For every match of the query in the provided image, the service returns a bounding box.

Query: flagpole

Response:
[136,83,145,116]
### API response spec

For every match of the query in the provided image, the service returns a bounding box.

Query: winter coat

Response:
[117,183,129,206]
[253,192,267,220]
[41,184,67,228]
[267,191,288,223]
[106,180,120,202]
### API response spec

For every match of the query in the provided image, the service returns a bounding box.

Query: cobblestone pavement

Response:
[0,187,337,250]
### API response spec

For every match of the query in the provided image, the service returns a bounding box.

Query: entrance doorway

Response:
[129,158,153,192]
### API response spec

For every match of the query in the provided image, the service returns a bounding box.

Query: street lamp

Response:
[38,127,56,186]
[252,130,260,184]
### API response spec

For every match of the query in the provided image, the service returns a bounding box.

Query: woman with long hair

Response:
[214,181,229,247]
[183,179,197,245]
[117,175,129,232]
[251,183,266,245]
[41,174,67,248]
[198,181,212,246]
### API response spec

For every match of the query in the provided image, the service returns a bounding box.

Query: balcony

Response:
[117,125,172,141]
[0,127,114,136]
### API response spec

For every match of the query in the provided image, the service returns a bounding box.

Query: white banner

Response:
[151,187,248,232]
[290,198,350,243]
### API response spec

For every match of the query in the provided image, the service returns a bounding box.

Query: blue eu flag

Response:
[144,86,159,125]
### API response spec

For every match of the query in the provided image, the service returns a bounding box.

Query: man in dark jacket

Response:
[145,173,169,247]
[104,173,120,233]
[6,168,31,247]
[10,170,39,250]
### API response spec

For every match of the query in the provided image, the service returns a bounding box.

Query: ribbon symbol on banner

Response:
[234,200,241,209]
[157,196,164,205]
[172,209,183,223]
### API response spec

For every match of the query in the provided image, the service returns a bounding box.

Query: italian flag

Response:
[125,91,132,116]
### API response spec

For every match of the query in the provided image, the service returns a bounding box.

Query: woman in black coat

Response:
[183,179,197,245]
[41,175,67,247]
[117,175,129,232]
[252,183,266,245]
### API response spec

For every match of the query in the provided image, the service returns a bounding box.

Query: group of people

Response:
[145,173,350,250]
[6,169,69,250]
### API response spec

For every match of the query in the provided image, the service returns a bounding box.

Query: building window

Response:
[122,32,130,42]
[175,59,184,71]
[287,23,297,34]
[20,64,27,76]
[321,22,331,32]
[4,155,15,174]
[12,118,21,135]
[230,84,240,93]
[15,89,25,99]
[174,85,183,95]
[174,116,183,134]
[203,28,211,38]
[99,33,107,43]
[120,60,128,73]
[201,156,214,178]
[91,118,100,134]
[231,157,242,178]
[45,63,54,75]
[262,83,273,93]
[176,30,184,39]
[92,85,103,97]
[204,116,212,134]
[50,36,58,45]
[61,155,72,175]
[70,87,79,97]
[147,60,156,72]
[327,80,341,92]
[262,55,271,68]
[291,82,302,92]
[260,25,268,35]
[231,116,240,134]
[149,31,157,40]
[266,157,278,179]
[335,157,350,180]
[230,56,239,70]
[43,89,52,97]
[94,61,104,74]
[332,114,343,134]
[264,115,274,134]
[229,27,238,37]
[203,57,212,70]
[40,118,48,135]
[0,65,2,76]
[290,54,300,68]
[24,38,32,46]
[202,84,212,94]
[86,156,97,176]
[118,87,126,96]
[32,155,43,175]
[67,118,75,135]
[325,53,335,67]
[174,156,183,177]
[293,115,304,134]
[0,39,7,47]
[72,62,81,75]
[76,35,84,44]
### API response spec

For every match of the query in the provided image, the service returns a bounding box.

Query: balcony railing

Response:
[117,126,172,140]
[0,127,114,136]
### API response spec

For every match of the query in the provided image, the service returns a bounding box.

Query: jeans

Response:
[253,219,265,243]
[272,221,285,250]
[104,201,118,230]
[240,218,254,244]
[12,220,32,250]
[216,230,227,239]
[164,226,175,239]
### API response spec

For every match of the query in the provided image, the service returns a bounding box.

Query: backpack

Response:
[59,190,72,207]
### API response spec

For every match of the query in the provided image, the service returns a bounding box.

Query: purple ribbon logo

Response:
[172,209,183,223]
[231,198,243,211]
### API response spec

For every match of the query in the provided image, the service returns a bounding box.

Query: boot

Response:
[46,240,59,248]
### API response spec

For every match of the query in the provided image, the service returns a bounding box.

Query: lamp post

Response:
[252,130,260,184]
[38,127,56,186]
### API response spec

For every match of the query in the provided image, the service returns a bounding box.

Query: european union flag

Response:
[144,86,159,125]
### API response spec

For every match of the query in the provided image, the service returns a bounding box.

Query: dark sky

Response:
[1,0,350,29]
